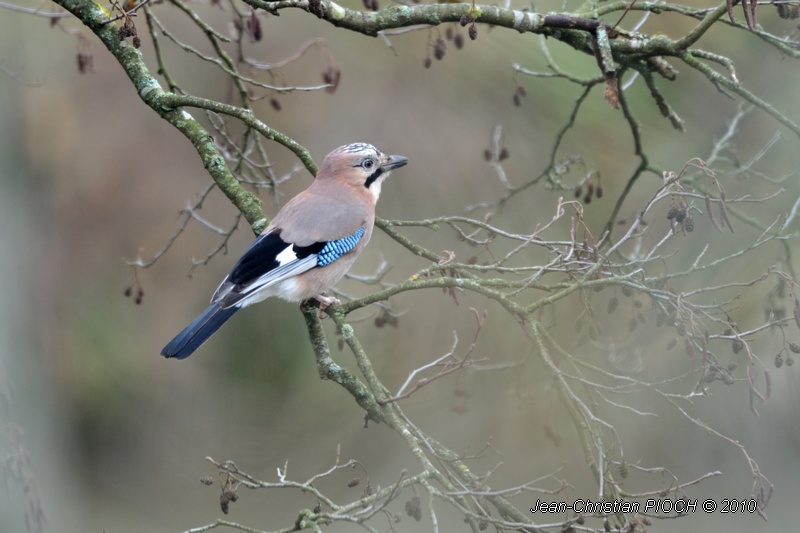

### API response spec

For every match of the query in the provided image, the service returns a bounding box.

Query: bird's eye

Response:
[362,158,375,170]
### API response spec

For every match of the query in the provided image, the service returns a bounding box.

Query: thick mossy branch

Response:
[300,302,381,414]
[247,0,722,59]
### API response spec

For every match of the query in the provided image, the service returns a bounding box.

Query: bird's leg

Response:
[313,294,341,318]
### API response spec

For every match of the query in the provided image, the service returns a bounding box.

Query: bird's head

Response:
[318,143,408,203]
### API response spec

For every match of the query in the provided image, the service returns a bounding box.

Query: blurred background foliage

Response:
[1,0,799,531]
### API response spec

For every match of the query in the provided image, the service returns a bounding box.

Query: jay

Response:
[161,143,408,359]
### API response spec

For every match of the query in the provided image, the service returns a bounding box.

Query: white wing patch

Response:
[276,244,299,266]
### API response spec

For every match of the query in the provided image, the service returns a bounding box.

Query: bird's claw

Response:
[314,294,341,318]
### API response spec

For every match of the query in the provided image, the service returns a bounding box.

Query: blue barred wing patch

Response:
[317,227,365,267]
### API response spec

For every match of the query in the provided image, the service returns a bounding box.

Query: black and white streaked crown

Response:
[333,143,381,157]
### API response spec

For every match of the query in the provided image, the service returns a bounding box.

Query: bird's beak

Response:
[383,155,409,170]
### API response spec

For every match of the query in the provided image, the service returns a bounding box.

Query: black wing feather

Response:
[227,232,285,285]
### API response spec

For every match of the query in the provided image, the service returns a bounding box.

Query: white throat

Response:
[369,174,387,203]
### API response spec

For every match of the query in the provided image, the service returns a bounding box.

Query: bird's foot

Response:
[314,294,341,318]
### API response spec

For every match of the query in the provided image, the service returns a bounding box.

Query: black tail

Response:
[161,303,239,359]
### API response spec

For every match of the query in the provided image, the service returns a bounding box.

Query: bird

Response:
[161,143,408,359]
